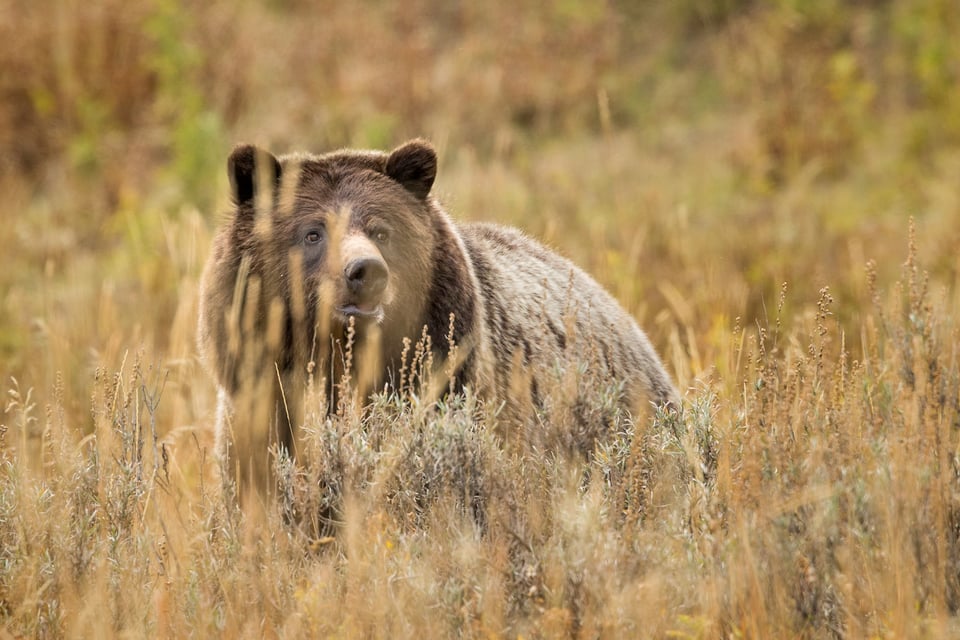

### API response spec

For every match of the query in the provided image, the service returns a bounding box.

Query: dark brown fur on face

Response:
[198,139,678,496]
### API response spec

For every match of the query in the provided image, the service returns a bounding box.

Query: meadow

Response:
[3,1,960,637]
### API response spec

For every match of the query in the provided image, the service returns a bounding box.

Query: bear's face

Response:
[225,140,440,351]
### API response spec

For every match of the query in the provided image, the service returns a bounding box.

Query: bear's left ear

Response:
[228,144,282,208]
[385,139,437,200]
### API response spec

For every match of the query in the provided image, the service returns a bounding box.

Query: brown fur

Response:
[198,139,677,494]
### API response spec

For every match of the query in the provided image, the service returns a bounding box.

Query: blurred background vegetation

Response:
[1,0,959,445]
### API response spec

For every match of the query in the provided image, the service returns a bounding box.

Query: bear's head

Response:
[221,139,443,381]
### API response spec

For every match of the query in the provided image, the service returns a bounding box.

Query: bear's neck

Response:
[415,201,485,393]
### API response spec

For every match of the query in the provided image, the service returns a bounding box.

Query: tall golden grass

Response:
[3,1,960,637]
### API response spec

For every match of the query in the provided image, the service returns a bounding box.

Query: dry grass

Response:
[3,1,960,637]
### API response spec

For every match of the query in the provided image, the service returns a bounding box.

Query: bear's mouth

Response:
[336,303,384,323]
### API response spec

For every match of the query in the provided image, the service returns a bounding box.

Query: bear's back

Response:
[458,222,677,410]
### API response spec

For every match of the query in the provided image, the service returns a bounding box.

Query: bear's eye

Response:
[304,229,324,245]
[371,227,390,243]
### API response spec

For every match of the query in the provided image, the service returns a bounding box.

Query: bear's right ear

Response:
[228,144,282,207]
[385,139,437,200]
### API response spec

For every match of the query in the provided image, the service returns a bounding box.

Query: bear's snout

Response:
[344,257,388,301]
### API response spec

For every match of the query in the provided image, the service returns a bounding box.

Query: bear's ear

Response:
[228,144,282,207]
[385,139,437,200]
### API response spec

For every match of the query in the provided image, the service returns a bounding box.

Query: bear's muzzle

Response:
[338,257,388,322]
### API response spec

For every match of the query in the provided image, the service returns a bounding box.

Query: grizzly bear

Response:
[198,139,678,495]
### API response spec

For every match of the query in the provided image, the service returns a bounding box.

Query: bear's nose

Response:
[344,258,388,297]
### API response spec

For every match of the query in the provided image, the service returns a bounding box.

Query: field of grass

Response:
[3,1,960,637]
